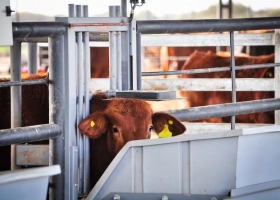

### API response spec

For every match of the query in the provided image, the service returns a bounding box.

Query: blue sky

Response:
[10,0,280,17]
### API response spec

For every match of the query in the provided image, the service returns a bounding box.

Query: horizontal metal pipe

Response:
[137,17,280,34]
[14,37,49,43]
[0,79,48,87]
[142,63,280,76]
[0,124,62,147]
[12,22,66,38]
[166,98,280,122]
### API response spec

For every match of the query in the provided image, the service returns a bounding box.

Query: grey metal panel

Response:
[0,165,61,200]
[132,146,143,193]
[16,145,49,166]
[230,179,280,198]
[190,137,238,195]
[236,131,280,188]
[94,150,134,199]
[226,188,280,200]
[115,90,176,100]
[143,142,186,193]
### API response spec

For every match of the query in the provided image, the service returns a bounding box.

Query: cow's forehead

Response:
[104,98,153,119]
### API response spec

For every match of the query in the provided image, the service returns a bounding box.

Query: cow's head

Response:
[78,98,186,156]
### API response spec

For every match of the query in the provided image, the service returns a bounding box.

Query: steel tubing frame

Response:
[137,17,280,34]
[0,124,61,147]
[167,98,280,122]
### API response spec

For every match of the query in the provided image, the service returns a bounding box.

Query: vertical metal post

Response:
[121,0,127,17]
[10,41,22,170]
[48,34,65,200]
[58,4,78,200]
[82,4,90,195]
[130,18,138,90]
[230,31,236,130]
[121,0,130,90]
[136,33,142,90]
[69,4,75,17]
[75,4,85,196]
[109,6,122,91]
[27,43,38,74]
[275,29,280,125]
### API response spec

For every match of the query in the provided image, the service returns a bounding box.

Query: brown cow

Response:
[0,75,186,190]
[90,47,109,78]
[180,50,275,123]
[78,93,186,188]
[160,46,217,78]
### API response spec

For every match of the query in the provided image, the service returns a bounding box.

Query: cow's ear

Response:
[78,112,108,138]
[152,112,186,138]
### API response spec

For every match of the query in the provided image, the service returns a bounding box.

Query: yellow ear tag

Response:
[168,120,173,125]
[90,120,95,127]
[158,124,172,138]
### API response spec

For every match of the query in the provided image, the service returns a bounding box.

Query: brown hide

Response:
[0,74,49,171]
[90,47,109,78]
[161,46,217,78]
[78,94,186,188]
[181,51,275,123]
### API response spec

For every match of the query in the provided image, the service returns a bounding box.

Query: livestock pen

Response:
[1,1,280,200]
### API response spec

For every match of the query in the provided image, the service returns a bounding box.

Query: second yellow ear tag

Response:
[158,124,172,138]
[90,120,95,127]
[168,120,173,125]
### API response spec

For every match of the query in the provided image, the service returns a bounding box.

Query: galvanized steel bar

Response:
[121,0,127,17]
[69,4,75,17]
[115,7,122,91]
[0,124,61,147]
[120,0,130,90]
[142,63,280,77]
[166,98,280,122]
[230,32,236,130]
[62,5,78,200]
[27,43,38,74]
[12,22,66,38]
[137,17,280,34]
[136,33,142,89]
[76,4,85,196]
[275,29,280,125]
[48,34,65,200]
[109,6,118,90]
[10,41,22,170]
[82,5,90,195]
[130,18,138,89]
[0,78,48,87]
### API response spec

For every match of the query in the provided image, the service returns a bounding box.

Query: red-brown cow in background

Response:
[78,93,186,188]
[90,47,109,78]
[180,50,275,123]
[160,46,217,78]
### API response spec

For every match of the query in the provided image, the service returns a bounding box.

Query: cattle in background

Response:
[78,93,186,188]
[241,30,275,56]
[90,47,109,78]
[180,50,275,123]
[160,46,217,78]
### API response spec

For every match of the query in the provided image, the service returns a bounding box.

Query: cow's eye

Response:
[149,126,153,132]
[113,127,119,133]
